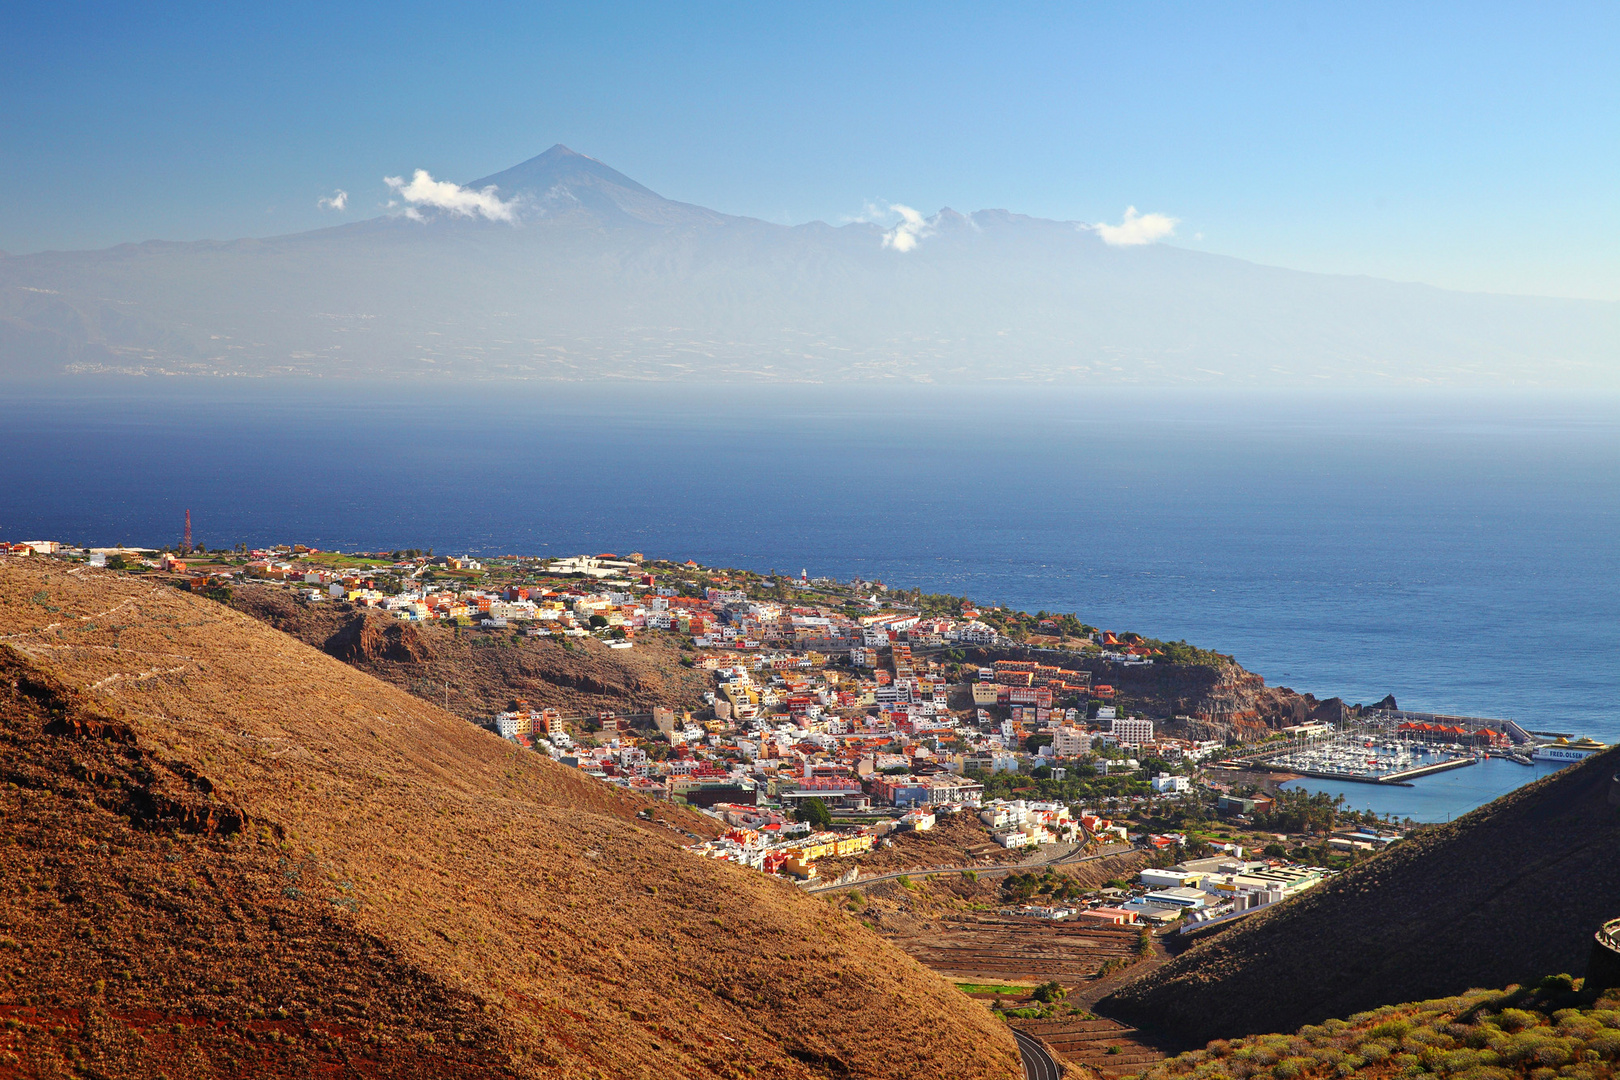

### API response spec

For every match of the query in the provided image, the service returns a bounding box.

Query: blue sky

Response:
[3,1,1616,299]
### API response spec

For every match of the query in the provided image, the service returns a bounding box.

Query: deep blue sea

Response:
[4,379,1616,819]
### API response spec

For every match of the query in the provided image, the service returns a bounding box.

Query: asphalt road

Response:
[1012,1029,1062,1080]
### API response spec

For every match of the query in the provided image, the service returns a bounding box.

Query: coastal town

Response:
[5,538,1608,939]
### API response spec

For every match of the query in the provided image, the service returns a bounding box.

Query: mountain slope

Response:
[1136,978,1620,1080]
[1,146,1614,386]
[0,560,1020,1079]
[465,144,730,227]
[227,583,721,726]
[1099,744,1620,1048]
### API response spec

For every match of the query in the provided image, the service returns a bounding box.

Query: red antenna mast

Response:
[183,509,192,554]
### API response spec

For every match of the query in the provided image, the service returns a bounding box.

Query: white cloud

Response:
[317,189,348,211]
[882,203,933,253]
[1094,206,1178,246]
[383,169,517,222]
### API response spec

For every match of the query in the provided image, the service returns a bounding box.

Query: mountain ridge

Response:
[1,147,1615,385]
[0,560,1022,1079]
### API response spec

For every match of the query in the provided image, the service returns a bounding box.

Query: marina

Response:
[1244,738,1480,787]
[1240,711,1606,791]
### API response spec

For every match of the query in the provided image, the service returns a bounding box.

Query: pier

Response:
[1240,728,1481,787]
[1378,754,1477,784]
[1242,754,1476,787]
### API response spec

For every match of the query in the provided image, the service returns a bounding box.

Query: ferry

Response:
[1533,737,1608,762]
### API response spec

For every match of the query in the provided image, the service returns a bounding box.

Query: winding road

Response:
[1012,1029,1062,1080]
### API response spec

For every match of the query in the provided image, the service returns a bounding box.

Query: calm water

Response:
[1282,757,1571,824]
[4,379,1617,819]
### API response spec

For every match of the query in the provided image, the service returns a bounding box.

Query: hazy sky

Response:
[3,2,1616,299]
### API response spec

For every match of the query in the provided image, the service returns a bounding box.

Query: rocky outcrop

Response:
[231,586,714,722]
[322,612,433,664]
[965,646,1382,740]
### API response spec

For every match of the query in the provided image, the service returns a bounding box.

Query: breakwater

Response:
[1245,756,1473,788]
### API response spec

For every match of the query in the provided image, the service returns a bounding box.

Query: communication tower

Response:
[182,509,192,555]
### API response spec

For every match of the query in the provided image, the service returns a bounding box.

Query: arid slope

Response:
[1101,745,1620,1048]
[0,562,1020,1080]
[231,584,715,723]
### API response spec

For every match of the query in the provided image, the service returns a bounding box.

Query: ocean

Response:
[4,378,1616,819]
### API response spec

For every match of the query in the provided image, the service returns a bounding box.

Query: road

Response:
[1012,1029,1062,1080]
[804,841,1137,894]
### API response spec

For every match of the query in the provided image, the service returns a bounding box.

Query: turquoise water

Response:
[1281,757,1572,824]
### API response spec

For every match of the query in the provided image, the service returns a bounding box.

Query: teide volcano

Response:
[0,145,1614,385]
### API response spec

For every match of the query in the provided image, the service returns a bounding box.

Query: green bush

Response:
[1131,980,1620,1080]
[1495,1009,1541,1033]
[1032,981,1067,1003]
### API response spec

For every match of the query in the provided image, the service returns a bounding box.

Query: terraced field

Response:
[889,914,1145,984]
[1012,1016,1166,1078]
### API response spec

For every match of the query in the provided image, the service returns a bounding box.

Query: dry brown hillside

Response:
[0,562,1020,1080]
[1100,743,1620,1049]
[229,583,716,724]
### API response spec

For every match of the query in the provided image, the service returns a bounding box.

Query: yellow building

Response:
[782,854,817,879]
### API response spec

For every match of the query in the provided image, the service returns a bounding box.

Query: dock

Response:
[1241,745,1478,787]
[1378,754,1477,784]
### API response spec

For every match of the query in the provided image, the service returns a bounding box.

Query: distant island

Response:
[3,145,1614,387]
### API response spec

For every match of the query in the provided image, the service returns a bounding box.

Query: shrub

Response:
[1405,1026,1454,1049]
[1452,1069,1512,1080]
[1438,1048,1481,1073]
[1370,1019,1412,1041]
[1531,1041,1572,1067]
[1032,981,1067,1003]
[1496,1008,1541,1032]
[1556,1015,1599,1039]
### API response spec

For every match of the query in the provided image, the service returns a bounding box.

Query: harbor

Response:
[1238,709,1608,790]
[1245,740,1479,787]
[1252,712,1610,823]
